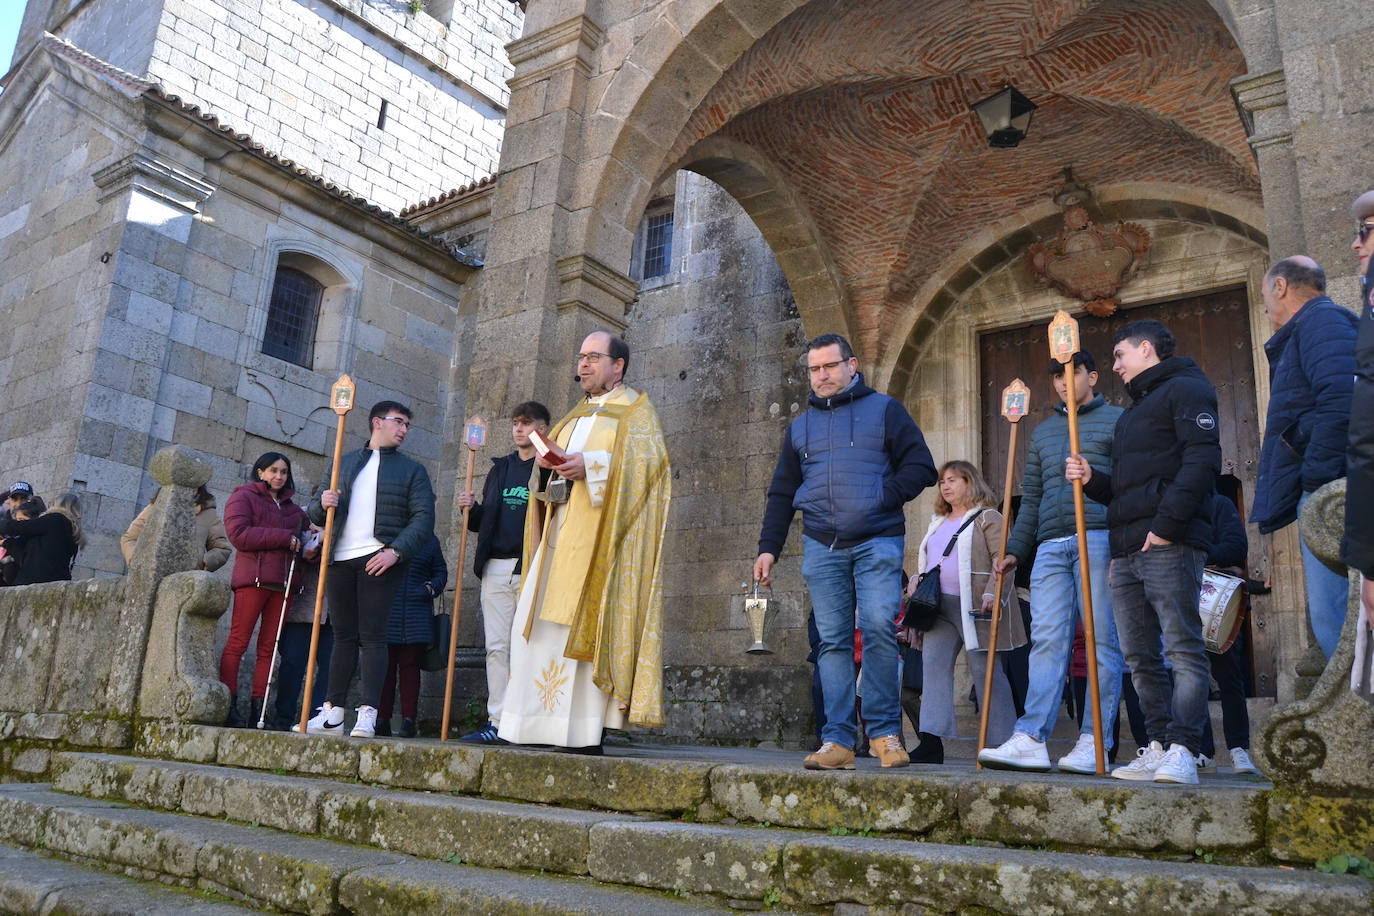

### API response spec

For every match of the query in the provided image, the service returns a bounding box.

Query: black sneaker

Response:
[397,718,417,739]
[374,718,392,738]
[459,723,507,744]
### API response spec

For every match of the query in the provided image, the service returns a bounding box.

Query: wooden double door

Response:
[977,286,1274,696]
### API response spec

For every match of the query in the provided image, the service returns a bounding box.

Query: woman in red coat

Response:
[221,452,308,727]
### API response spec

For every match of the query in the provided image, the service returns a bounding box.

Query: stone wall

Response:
[624,171,815,744]
[142,0,518,213]
[0,51,135,573]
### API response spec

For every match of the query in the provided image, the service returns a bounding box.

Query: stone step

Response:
[134,724,1280,862]
[0,783,753,915]
[17,769,1372,915]
[0,841,256,915]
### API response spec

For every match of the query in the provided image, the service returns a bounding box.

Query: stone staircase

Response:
[0,723,1369,915]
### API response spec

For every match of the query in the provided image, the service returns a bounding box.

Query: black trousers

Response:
[325,552,408,709]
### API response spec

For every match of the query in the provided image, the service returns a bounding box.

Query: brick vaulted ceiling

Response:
[671,0,1259,362]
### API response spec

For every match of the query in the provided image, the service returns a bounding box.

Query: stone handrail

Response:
[1259,478,1374,794]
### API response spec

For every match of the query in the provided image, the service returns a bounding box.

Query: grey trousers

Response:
[919,594,1016,743]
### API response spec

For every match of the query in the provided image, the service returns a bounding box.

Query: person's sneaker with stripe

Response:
[1110,740,1166,781]
[978,731,1051,772]
[459,723,507,744]
[294,702,345,734]
[350,705,378,738]
[1154,743,1200,784]
[1230,747,1259,775]
[803,742,855,770]
[1056,733,1102,774]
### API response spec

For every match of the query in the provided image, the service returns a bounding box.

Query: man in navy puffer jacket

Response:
[754,334,936,770]
[1252,257,1357,658]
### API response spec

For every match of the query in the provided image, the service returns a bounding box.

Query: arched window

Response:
[261,266,324,367]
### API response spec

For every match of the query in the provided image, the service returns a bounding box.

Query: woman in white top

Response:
[907,460,1026,764]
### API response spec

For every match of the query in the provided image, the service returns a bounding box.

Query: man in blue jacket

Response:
[1252,257,1357,658]
[753,334,936,770]
[979,352,1125,774]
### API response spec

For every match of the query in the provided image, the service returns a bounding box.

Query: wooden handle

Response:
[440,446,479,741]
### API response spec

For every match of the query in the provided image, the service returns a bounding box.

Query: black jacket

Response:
[308,445,435,561]
[385,533,447,645]
[1083,357,1222,557]
[1342,260,1374,576]
[0,513,78,585]
[467,451,530,579]
[1207,494,1248,570]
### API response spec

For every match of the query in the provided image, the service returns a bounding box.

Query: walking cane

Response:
[1049,310,1106,775]
[976,379,1030,768]
[258,551,298,729]
[298,374,356,734]
[440,415,486,741]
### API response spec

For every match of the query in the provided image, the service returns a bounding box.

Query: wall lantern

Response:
[971,86,1037,148]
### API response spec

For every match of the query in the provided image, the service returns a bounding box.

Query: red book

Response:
[528,428,567,463]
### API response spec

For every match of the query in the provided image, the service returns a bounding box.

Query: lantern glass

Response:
[972,86,1037,148]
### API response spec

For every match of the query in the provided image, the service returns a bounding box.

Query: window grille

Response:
[262,266,323,367]
[642,211,673,279]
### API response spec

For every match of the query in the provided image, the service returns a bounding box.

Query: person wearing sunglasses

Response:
[1342,190,1374,635]
[1252,256,1357,659]
[299,400,436,738]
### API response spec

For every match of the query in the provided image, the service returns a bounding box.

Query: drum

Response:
[1198,569,1245,654]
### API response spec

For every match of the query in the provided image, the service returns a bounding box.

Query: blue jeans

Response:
[1109,544,1209,753]
[1298,492,1350,658]
[1016,530,1124,743]
[802,534,903,746]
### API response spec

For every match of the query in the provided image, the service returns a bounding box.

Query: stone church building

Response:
[0,0,1366,744]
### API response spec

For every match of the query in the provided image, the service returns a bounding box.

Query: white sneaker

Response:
[1154,743,1200,785]
[350,705,378,738]
[1111,740,1166,781]
[1195,753,1216,773]
[978,731,1051,772]
[293,702,344,734]
[1230,747,1259,775]
[1057,733,1102,775]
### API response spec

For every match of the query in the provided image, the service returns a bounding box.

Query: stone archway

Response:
[675,135,851,340]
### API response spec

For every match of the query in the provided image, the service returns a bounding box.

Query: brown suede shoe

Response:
[872,733,910,768]
[803,742,856,770]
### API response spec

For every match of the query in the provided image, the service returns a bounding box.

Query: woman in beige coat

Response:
[906,460,1026,764]
[121,485,231,572]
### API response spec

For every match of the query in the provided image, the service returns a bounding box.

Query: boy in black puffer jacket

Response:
[1067,320,1220,786]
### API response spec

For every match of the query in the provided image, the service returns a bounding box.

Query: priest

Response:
[497,329,672,751]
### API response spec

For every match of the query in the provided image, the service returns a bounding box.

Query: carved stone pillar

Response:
[128,446,232,724]
[1231,70,1302,256]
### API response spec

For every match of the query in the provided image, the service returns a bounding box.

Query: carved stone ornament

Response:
[1024,204,1151,318]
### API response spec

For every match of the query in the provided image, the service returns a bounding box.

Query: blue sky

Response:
[1,3,23,75]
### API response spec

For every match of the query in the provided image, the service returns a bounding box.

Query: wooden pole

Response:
[1049,311,1106,775]
[440,416,486,741]
[298,375,355,734]
[976,378,1030,768]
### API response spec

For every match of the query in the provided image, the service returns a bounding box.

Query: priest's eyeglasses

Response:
[1359,220,1374,243]
[575,351,611,364]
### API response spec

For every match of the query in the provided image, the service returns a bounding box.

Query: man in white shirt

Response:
[300,400,436,737]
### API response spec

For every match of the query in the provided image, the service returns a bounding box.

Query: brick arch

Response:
[672,135,851,341]
[877,183,1268,400]
[581,0,1263,322]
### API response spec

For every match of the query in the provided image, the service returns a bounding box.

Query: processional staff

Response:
[1049,310,1106,775]
[976,378,1030,768]
[299,374,355,734]
[440,415,486,741]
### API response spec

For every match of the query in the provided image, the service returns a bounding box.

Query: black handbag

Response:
[904,510,985,632]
